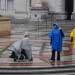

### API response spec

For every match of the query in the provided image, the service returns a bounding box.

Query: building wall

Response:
[14,0,30,19]
[31,0,65,13]
[48,0,65,13]
[13,0,30,19]
[0,0,14,16]
[30,9,48,21]
[73,0,75,13]
[31,0,75,20]
[0,0,75,20]
[30,0,65,21]
[0,0,30,19]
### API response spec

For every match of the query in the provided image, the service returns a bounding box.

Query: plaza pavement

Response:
[0,22,75,68]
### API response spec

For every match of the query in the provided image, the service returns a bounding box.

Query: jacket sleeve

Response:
[48,30,53,45]
[70,37,73,42]
[60,29,65,38]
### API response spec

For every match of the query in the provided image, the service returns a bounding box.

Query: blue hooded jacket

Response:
[49,23,64,52]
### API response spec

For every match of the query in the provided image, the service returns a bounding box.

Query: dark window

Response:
[35,14,37,17]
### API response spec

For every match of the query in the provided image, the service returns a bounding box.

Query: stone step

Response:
[0,64,74,74]
[32,46,41,51]
[31,39,70,44]
[43,46,69,51]
[1,21,74,57]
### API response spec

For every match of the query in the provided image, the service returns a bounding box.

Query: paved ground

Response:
[0,23,75,68]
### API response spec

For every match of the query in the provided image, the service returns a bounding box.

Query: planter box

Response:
[0,16,11,36]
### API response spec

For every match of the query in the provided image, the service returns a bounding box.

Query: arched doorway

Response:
[65,0,74,20]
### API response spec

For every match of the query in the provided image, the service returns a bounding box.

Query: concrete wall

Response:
[0,0,14,16]
[48,0,65,13]
[14,0,30,19]
[73,0,75,13]
[30,9,48,21]
[0,0,30,19]
[0,0,75,20]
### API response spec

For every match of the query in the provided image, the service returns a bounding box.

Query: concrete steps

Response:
[0,21,75,74]
[1,20,75,57]
[0,65,74,74]
[38,20,75,54]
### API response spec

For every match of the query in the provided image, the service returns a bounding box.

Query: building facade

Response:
[0,0,30,19]
[0,0,75,21]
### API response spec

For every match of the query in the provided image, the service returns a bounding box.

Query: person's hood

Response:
[53,23,59,29]
[24,32,29,37]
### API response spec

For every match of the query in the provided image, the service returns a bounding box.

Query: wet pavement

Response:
[0,23,75,68]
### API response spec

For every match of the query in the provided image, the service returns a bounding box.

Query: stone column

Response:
[48,0,65,13]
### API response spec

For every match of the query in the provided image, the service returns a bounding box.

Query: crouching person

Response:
[21,32,33,62]
[9,32,33,62]
[9,40,22,61]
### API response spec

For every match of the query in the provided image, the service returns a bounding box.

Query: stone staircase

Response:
[38,20,75,62]
[1,22,48,58]
[0,65,75,74]
[8,20,75,57]
[1,20,75,59]
[0,20,75,74]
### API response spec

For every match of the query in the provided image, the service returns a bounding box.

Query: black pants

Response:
[51,50,60,61]
[10,51,18,59]
[10,50,28,60]
[10,51,18,61]
[21,49,28,59]
[21,49,33,61]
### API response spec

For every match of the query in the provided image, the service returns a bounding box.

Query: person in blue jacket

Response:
[49,23,65,65]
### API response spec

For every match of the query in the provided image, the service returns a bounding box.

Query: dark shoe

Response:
[19,55,24,60]
[9,55,14,58]
[14,58,17,61]
[50,60,55,65]
[9,51,15,58]
[14,56,18,62]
